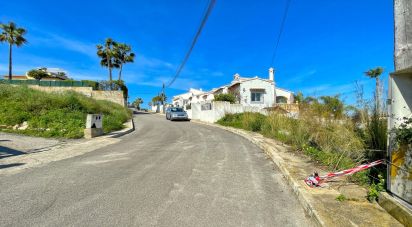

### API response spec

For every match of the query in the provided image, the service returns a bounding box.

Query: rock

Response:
[13,121,29,130]
[18,121,29,130]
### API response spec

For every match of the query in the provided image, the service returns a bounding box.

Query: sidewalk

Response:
[0,118,135,176]
[193,120,403,227]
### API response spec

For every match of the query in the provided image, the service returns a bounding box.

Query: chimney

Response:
[269,67,275,81]
[233,73,240,81]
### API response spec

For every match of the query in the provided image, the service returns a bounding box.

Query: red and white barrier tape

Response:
[304,159,384,187]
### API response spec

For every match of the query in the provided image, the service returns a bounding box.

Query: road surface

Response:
[0,113,310,226]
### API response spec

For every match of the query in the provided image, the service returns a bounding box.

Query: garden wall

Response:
[187,101,268,123]
[27,85,125,107]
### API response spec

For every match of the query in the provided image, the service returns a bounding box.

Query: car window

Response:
[171,108,184,112]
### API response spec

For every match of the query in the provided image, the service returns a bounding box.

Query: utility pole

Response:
[161,82,165,113]
[387,0,412,206]
[394,0,412,71]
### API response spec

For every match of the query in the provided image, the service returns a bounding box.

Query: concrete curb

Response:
[379,192,412,226]
[104,118,135,138]
[191,120,326,226]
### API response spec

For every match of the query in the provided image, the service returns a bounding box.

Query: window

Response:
[251,92,263,103]
[171,108,184,112]
[276,96,288,103]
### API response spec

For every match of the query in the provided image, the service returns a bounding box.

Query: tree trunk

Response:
[109,67,112,89]
[106,43,113,89]
[8,44,12,80]
[118,64,123,81]
[394,0,412,70]
[375,77,380,113]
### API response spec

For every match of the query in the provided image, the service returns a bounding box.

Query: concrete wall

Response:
[151,104,164,113]
[187,101,268,123]
[27,85,125,107]
[388,73,412,204]
[91,90,125,106]
[28,85,93,97]
[394,0,412,71]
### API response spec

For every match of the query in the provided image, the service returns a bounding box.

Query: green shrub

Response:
[242,112,266,132]
[217,113,243,128]
[367,174,385,202]
[27,69,49,80]
[336,194,347,202]
[0,85,131,138]
[81,80,99,90]
[214,93,236,104]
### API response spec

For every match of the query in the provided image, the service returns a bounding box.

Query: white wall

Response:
[275,88,294,104]
[189,101,268,123]
[151,104,164,113]
[389,74,412,129]
[239,79,275,108]
[387,73,412,204]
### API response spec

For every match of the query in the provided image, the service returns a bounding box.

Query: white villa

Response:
[173,68,294,109]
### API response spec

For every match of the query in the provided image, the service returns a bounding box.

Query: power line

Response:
[166,0,216,88]
[270,0,292,66]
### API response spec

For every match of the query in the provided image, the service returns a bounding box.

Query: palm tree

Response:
[114,43,135,81]
[97,38,119,88]
[364,67,384,112]
[132,97,143,110]
[0,22,27,80]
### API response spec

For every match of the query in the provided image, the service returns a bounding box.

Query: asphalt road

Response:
[0,113,311,226]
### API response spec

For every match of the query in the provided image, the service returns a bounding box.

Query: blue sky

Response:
[0,0,393,107]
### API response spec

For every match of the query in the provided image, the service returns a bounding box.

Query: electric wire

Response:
[166,0,216,88]
[270,0,292,66]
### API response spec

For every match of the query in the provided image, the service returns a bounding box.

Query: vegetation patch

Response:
[216,76,391,189]
[367,174,385,202]
[214,93,237,104]
[0,85,131,138]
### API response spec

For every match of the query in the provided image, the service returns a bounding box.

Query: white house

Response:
[173,68,294,109]
[173,88,206,108]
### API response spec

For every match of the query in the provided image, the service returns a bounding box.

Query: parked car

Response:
[166,107,189,121]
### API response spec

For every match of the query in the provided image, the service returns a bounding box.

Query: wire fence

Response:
[0,79,97,89]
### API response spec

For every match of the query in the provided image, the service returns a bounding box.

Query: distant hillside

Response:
[0,85,131,138]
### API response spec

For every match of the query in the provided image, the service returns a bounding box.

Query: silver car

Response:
[166,107,189,121]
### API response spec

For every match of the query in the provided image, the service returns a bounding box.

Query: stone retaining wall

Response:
[26,85,125,106]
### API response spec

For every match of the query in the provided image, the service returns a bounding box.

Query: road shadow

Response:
[0,146,27,159]
[133,111,152,115]
[0,163,24,169]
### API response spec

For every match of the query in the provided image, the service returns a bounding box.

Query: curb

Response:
[105,118,135,138]
[191,120,326,226]
[379,192,412,226]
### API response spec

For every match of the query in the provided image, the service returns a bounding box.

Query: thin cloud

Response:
[284,69,317,85]
[28,32,96,58]
[300,80,370,97]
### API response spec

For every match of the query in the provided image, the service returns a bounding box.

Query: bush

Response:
[367,174,385,202]
[217,113,243,128]
[242,112,266,132]
[27,69,49,80]
[214,93,236,104]
[0,85,131,138]
[81,80,99,90]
